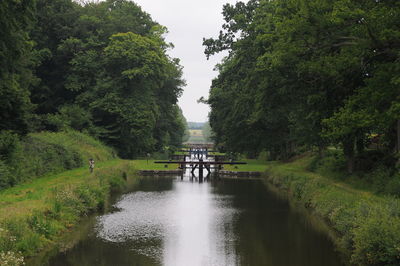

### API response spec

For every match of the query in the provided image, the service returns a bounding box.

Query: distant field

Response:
[187,135,206,143]
[187,129,206,143]
[189,129,203,136]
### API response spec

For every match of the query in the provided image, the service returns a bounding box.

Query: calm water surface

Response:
[45,175,344,266]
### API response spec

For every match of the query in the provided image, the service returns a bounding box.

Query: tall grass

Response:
[0,130,116,190]
[0,160,136,265]
[265,156,400,265]
[308,149,400,196]
[224,159,270,172]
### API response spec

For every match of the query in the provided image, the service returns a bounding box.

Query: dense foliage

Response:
[0,130,115,190]
[204,0,400,173]
[187,121,206,130]
[0,0,186,164]
[0,0,35,135]
[202,121,213,142]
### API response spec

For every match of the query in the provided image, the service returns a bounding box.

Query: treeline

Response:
[204,0,400,173]
[187,122,205,130]
[1,0,186,160]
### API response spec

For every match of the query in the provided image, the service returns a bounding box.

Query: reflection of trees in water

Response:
[212,179,344,266]
[47,177,343,266]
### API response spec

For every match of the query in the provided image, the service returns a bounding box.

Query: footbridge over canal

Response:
[155,144,246,179]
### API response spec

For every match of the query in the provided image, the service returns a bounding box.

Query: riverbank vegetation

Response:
[0,127,181,265]
[0,159,136,265]
[226,153,400,264]
[131,160,178,171]
[262,153,400,265]
[0,130,115,190]
[204,1,400,264]
[224,159,270,172]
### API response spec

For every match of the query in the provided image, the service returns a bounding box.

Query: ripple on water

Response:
[96,191,177,243]
[95,184,240,265]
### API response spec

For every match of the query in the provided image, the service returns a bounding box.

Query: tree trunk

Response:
[282,143,287,161]
[356,135,365,155]
[397,119,400,153]
[318,144,326,158]
[396,119,400,172]
[343,135,355,174]
[347,157,355,174]
[291,141,296,155]
[269,146,279,161]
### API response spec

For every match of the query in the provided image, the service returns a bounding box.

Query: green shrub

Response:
[0,130,116,191]
[45,104,96,133]
[1,218,47,256]
[385,174,400,196]
[20,138,83,178]
[351,205,400,265]
[28,211,60,239]
[364,166,393,194]
[257,150,269,161]
[307,151,400,196]
[0,160,13,189]
[265,163,400,265]
[53,186,84,216]
[16,231,46,257]
[0,131,20,162]
[307,150,346,175]
[75,185,103,214]
[107,174,126,192]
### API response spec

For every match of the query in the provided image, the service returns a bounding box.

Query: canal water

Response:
[43,174,344,266]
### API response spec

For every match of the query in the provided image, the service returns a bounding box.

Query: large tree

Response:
[204,0,400,170]
[26,0,186,157]
[0,0,35,134]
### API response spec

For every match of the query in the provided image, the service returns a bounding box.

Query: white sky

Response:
[132,0,244,122]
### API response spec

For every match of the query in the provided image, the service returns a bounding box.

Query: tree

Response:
[25,0,186,158]
[204,0,400,171]
[0,0,35,134]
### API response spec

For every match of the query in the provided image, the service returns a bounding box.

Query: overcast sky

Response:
[132,0,244,122]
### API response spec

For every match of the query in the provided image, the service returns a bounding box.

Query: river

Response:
[40,174,344,266]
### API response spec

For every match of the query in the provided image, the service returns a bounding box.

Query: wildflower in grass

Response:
[0,251,25,265]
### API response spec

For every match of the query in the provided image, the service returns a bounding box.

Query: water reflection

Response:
[96,192,171,259]
[46,175,344,266]
[162,182,237,266]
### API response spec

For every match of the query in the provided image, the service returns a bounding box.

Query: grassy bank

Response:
[224,159,270,172]
[131,160,179,170]
[0,130,116,190]
[208,151,225,156]
[0,131,182,265]
[263,155,400,265]
[0,159,137,265]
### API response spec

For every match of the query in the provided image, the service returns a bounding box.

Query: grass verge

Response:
[0,130,116,190]
[0,159,136,265]
[224,159,270,172]
[264,155,400,265]
[131,160,179,170]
